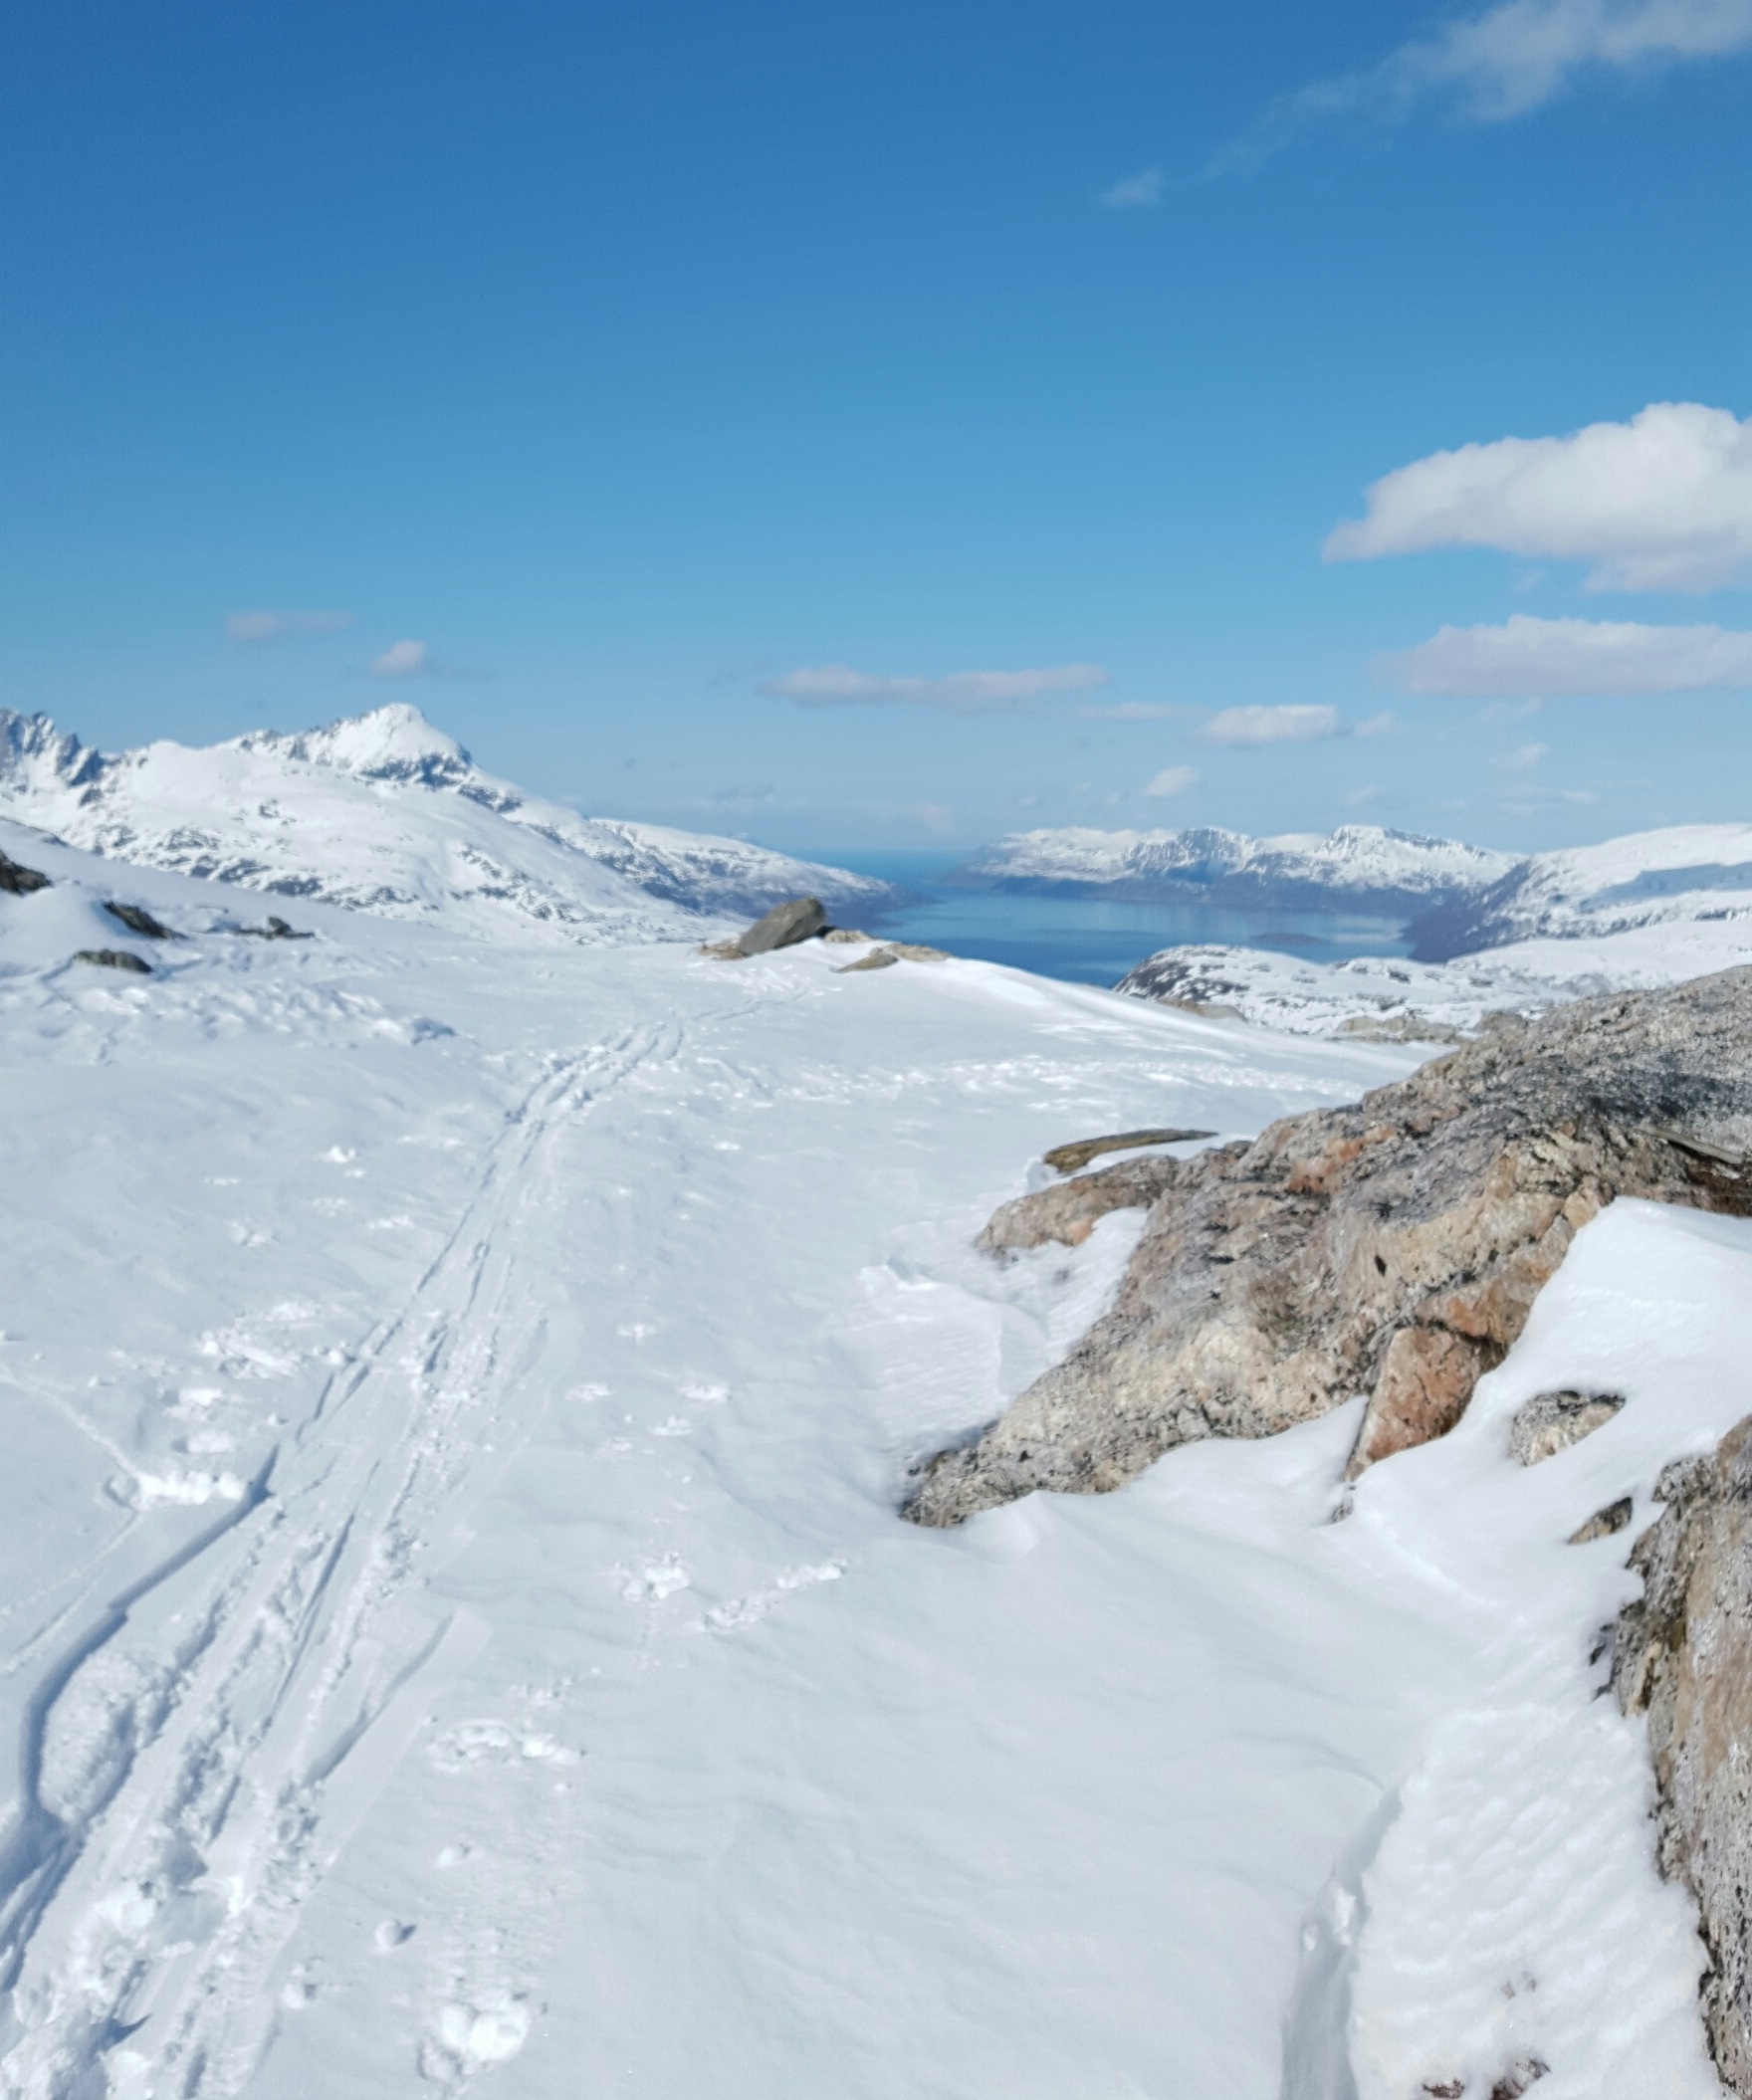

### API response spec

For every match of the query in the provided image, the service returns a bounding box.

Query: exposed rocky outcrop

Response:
[73,949,151,974]
[0,848,50,896]
[906,967,1752,1528]
[1613,1415,1752,2094]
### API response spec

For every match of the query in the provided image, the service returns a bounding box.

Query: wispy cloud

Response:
[226,609,353,643]
[1145,765,1200,797]
[1224,0,1752,166]
[1099,165,1164,208]
[760,662,1108,714]
[1497,739,1551,772]
[1390,613,1752,694]
[1327,401,1752,591]
[1200,704,1345,746]
[369,639,431,678]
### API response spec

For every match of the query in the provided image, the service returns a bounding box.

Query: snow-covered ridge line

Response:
[953,822,1516,913]
[0,704,891,946]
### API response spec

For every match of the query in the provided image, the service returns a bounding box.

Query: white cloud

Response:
[370,639,431,678]
[1200,704,1344,746]
[1327,401,1752,591]
[226,609,353,643]
[1100,165,1164,208]
[760,662,1108,714]
[1145,765,1199,797]
[1231,0,1752,163]
[1390,613,1752,694]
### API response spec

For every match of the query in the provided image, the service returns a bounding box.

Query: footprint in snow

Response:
[620,1556,690,1602]
[428,1721,579,1774]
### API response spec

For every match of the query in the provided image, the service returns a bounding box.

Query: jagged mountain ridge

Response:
[0,705,891,944]
[953,822,1517,914]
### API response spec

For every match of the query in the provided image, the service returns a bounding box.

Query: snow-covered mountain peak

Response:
[0,705,890,945]
[237,702,475,787]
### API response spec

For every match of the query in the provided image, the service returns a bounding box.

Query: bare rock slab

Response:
[74,948,151,974]
[907,966,1752,1527]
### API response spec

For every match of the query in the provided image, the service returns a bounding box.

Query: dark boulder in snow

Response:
[737,897,828,954]
[74,948,151,974]
[907,966,1752,1527]
[104,902,176,940]
[0,848,50,896]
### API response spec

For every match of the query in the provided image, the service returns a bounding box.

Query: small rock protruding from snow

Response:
[1508,1390,1626,1466]
[1042,1127,1217,1176]
[103,902,176,940]
[74,948,151,974]
[0,846,50,895]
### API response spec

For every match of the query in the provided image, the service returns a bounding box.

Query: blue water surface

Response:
[806,851,1414,989]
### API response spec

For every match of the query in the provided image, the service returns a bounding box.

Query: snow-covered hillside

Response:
[1408,822,1752,960]
[954,822,1516,912]
[0,816,1739,2098]
[0,706,890,945]
[1117,912,1752,1039]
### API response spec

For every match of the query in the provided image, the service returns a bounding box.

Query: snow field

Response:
[0,826,1744,2097]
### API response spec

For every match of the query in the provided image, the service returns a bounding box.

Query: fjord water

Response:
[818,850,1415,986]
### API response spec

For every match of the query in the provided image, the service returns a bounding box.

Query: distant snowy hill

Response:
[954,823,1516,915]
[0,704,890,945]
[1407,823,1752,960]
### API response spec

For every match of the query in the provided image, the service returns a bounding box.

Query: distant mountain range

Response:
[954,820,1752,963]
[0,705,892,945]
[951,824,1518,921]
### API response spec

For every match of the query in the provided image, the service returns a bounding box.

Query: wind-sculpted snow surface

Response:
[0,818,1742,2098]
[0,705,889,945]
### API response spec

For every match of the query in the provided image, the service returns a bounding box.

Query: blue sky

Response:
[3,0,1751,852]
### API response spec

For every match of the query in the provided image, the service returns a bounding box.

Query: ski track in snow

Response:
[0,1018,677,2096]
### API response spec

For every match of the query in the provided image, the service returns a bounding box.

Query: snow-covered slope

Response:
[1117,912,1752,1039]
[955,822,1516,911]
[0,816,1738,2098]
[0,705,890,945]
[1409,822,1752,960]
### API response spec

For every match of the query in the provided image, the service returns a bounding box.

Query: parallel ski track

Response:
[0,1019,677,2099]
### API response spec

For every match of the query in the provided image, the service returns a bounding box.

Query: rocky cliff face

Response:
[1614,1418,1752,2096]
[906,967,1752,1528]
